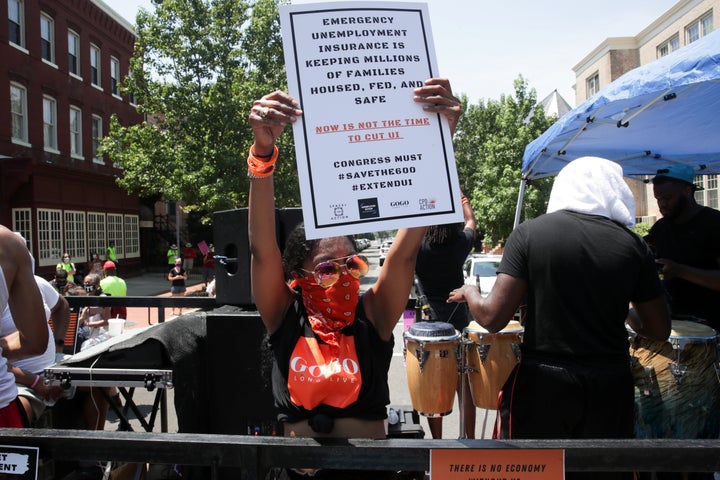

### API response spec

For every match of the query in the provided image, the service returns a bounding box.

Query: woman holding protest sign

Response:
[247,79,460,460]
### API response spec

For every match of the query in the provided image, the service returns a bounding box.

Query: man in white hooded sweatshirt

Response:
[448,157,670,478]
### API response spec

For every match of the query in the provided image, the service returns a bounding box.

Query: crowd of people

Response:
[244,76,719,479]
[2,73,719,480]
[0,234,207,478]
[0,236,135,434]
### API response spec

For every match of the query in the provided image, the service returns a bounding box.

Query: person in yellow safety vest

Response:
[100,261,127,320]
[106,241,118,268]
[167,244,179,267]
[56,253,77,283]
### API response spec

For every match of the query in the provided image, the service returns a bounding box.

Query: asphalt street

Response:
[110,245,498,439]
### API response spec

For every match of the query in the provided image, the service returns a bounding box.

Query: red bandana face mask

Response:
[293,274,360,347]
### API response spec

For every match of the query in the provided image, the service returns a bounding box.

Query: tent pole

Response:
[513,178,527,229]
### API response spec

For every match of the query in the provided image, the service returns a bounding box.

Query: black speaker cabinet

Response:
[212,208,303,307]
[206,307,276,434]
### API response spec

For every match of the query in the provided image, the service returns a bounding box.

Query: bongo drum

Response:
[628,319,720,439]
[404,321,460,417]
[464,320,523,410]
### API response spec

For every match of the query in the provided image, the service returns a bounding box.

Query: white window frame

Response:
[90,43,101,89]
[586,72,600,99]
[68,30,81,78]
[70,106,83,159]
[123,215,140,258]
[87,212,107,259]
[92,114,103,163]
[64,210,87,263]
[8,0,26,51]
[694,174,719,210]
[110,56,121,98]
[40,12,55,65]
[107,214,124,259]
[686,11,714,44]
[43,95,59,152]
[657,34,680,58]
[10,82,29,145]
[37,208,63,267]
[12,208,33,258]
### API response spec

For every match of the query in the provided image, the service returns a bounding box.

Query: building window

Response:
[40,13,55,63]
[110,57,120,97]
[92,115,103,163]
[695,174,719,209]
[90,44,101,88]
[686,12,714,44]
[657,34,680,58]
[12,208,33,256]
[37,208,63,267]
[87,212,107,258]
[43,95,58,151]
[124,215,140,258]
[68,30,80,76]
[586,72,600,99]
[107,214,124,258]
[10,83,28,144]
[64,211,87,263]
[70,106,83,158]
[8,0,25,48]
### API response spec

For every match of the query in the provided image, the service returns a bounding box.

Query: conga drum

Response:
[464,320,524,410]
[404,321,460,417]
[628,318,720,439]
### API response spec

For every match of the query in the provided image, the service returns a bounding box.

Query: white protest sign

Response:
[280,1,463,239]
[0,445,38,479]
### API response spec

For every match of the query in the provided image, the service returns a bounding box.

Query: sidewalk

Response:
[121,270,208,331]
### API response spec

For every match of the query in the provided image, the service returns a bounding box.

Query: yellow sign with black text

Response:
[430,449,564,480]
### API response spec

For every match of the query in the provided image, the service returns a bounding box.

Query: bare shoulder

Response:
[0,227,24,271]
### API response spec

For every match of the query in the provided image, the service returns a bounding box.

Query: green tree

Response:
[453,76,556,246]
[102,0,297,220]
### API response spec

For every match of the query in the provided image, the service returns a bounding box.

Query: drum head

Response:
[670,319,717,339]
[465,320,524,335]
[404,321,459,342]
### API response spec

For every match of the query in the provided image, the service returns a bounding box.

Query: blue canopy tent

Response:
[515,29,720,226]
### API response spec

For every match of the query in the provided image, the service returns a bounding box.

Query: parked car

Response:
[463,254,502,296]
[354,238,370,251]
[378,240,393,266]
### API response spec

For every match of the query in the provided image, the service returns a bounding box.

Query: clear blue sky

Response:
[103,0,679,106]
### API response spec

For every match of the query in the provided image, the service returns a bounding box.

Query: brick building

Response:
[1,0,145,278]
[573,0,718,222]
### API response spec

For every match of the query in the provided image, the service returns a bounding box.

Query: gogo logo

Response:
[390,200,410,208]
[290,356,360,377]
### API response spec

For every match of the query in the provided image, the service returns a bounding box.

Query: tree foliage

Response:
[105,2,559,236]
[102,0,298,220]
[453,76,556,246]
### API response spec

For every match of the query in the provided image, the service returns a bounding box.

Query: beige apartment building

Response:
[572,0,718,224]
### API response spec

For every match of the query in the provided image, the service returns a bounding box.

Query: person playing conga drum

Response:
[645,164,720,332]
[448,157,670,480]
[248,79,461,479]
[414,194,477,439]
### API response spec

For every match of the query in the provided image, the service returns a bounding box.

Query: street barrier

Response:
[3,430,720,480]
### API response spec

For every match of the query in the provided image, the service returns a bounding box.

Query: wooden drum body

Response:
[629,319,720,439]
[404,321,460,417]
[464,320,523,410]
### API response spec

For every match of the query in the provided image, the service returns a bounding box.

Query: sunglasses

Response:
[298,254,369,288]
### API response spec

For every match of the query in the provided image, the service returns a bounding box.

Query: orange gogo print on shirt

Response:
[288,333,362,410]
